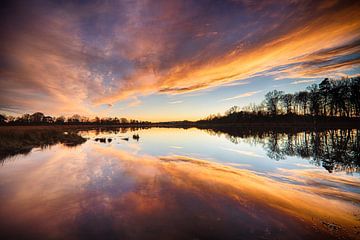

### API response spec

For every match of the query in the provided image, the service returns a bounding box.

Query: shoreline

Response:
[1,118,359,132]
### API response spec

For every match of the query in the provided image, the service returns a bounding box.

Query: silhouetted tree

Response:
[319,78,331,116]
[265,90,284,115]
[120,118,129,124]
[281,94,293,114]
[0,114,6,124]
[68,114,81,123]
[55,116,65,124]
[350,77,360,116]
[225,106,240,115]
[202,76,360,123]
[307,84,321,116]
[30,112,45,123]
[43,116,54,123]
[296,91,309,115]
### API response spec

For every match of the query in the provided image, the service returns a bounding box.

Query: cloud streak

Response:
[168,101,183,104]
[291,80,317,85]
[220,91,263,102]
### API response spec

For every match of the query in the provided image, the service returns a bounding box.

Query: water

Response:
[0,127,359,239]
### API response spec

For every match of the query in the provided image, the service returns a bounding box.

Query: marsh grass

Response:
[0,126,86,161]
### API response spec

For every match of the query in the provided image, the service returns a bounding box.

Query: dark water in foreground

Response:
[0,127,359,239]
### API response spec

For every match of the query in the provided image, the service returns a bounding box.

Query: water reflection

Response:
[0,126,149,162]
[0,127,359,239]
[0,142,359,239]
[2,127,359,174]
[207,128,360,173]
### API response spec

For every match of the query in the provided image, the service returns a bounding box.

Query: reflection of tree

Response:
[206,127,360,173]
[264,129,360,173]
[266,132,286,160]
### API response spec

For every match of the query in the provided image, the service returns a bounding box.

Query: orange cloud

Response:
[97,1,360,104]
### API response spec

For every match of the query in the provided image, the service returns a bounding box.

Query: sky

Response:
[0,0,359,121]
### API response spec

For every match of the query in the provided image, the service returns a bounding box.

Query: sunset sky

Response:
[0,0,359,121]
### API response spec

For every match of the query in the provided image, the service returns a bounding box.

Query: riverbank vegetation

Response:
[199,77,360,124]
[0,113,150,126]
[0,77,359,128]
[0,126,86,161]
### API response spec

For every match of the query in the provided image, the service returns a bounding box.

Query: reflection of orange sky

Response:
[0,144,359,239]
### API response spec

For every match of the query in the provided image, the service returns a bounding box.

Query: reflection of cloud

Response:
[220,91,262,101]
[272,168,360,203]
[0,1,360,114]
[0,144,359,239]
[278,168,360,189]
[169,146,183,149]
[292,163,316,168]
[225,162,252,168]
[168,101,183,104]
[221,147,264,158]
[125,142,141,154]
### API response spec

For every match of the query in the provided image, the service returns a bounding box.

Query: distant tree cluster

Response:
[0,112,151,126]
[201,77,360,123]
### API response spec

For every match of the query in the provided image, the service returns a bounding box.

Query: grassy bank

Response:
[0,126,86,161]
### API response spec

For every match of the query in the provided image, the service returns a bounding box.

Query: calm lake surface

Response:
[0,127,359,239]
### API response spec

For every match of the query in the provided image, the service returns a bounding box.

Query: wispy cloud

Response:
[127,97,142,107]
[168,100,183,104]
[220,91,262,102]
[219,81,251,87]
[291,80,317,85]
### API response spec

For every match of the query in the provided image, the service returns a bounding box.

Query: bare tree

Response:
[265,90,284,115]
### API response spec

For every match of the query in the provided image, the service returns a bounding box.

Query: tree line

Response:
[1,77,359,126]
[0,112,151,126]
[200,77,360,123]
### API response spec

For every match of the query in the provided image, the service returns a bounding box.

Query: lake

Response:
[0,127,359,239]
